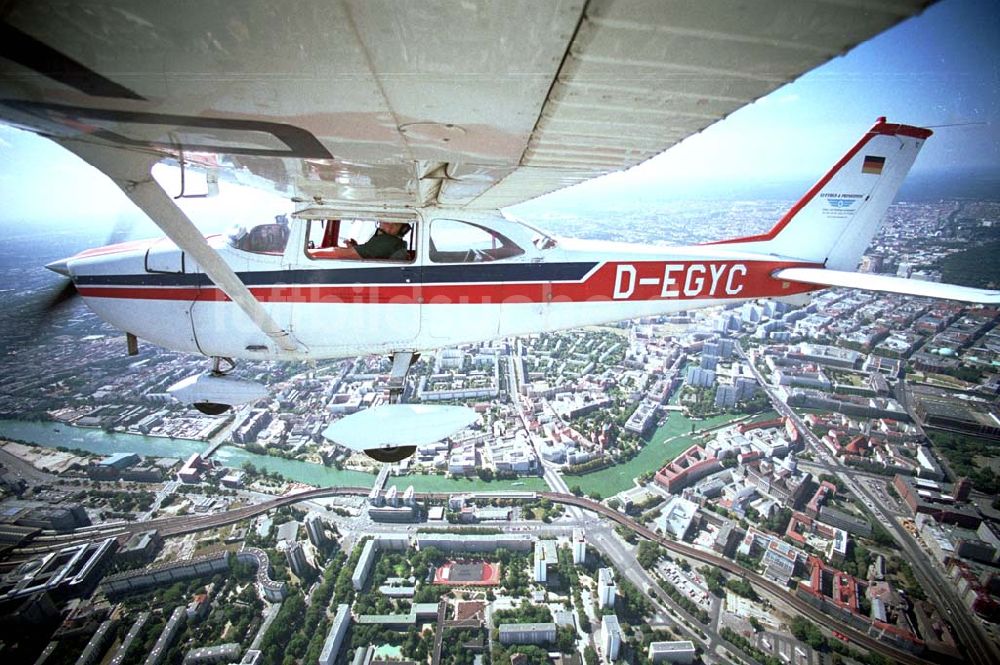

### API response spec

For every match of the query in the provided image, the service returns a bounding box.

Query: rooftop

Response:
[498,623,556,634]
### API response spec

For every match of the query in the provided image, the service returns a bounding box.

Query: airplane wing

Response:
[774,268,1000,305]
[0,0,935,210]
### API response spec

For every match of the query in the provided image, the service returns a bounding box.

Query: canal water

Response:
[0,418,375,488]
[0,409,774,494]
[568,408,780,497]
[0,419,546,492]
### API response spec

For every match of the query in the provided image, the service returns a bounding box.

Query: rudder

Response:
[712,118,931,270]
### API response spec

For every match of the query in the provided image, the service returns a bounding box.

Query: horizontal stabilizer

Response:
[323,404,478,452]
[775,268,1000,304]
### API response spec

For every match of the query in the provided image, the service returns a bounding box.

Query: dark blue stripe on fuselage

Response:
[74,262,598,287]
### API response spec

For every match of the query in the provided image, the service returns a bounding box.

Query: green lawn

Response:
[567,410,771,497]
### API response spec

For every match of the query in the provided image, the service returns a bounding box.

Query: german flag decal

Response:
[862,155,885,175]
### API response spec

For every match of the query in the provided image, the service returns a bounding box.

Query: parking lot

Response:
[657,560,711,609]
[756,631,821,665]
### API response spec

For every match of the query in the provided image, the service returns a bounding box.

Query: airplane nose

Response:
[45,258,71,277]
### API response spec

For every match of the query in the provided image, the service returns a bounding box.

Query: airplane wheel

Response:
[193,402,231,416]
[365,445,417,463]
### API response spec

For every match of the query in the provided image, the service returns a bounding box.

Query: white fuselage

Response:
[63,209,820,360]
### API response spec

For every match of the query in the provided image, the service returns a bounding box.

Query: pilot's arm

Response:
[310,223,403,260]
[314,246,363,259]
[309,234,394,260]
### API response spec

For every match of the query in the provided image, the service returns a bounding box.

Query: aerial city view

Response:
[2,189,999,665]
[1,1,999,665]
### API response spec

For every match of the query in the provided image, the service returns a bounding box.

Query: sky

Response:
[0,0,998,236]
[516,0,1000,210]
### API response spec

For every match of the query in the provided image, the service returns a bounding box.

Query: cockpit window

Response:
[429,219,524,263]
[305,219,416,262]
[305,219,343,251]
[227,221,289,255]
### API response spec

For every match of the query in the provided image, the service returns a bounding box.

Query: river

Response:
[0,419,547,492]
[0,409,775,495]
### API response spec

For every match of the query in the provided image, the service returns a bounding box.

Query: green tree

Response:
[725,578,759,601]
[636,540,663,570]
[556,625,576,652]
[259,592,306,665]
[790,616,826,650]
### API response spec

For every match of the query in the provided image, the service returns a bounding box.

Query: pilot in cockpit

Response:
[315,221,411,260]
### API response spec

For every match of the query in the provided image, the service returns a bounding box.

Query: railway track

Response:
[6,487,939,664]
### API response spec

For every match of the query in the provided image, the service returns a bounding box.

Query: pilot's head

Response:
[378,221,409,237]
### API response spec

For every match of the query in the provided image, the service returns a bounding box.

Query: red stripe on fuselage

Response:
[76,260,822,304]
[76,286,204,300]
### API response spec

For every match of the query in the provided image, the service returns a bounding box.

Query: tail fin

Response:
[712,118,931,271]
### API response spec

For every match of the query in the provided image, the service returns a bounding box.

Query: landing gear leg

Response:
[364,352,420,461]
[387,352,419,404]
[210,356,236,376]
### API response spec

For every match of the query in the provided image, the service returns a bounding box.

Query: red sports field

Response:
[433,560,500,586]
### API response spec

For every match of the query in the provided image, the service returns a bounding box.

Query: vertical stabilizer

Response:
[712,118,931,270]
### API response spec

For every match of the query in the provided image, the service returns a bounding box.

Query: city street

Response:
[740,344,1000,665]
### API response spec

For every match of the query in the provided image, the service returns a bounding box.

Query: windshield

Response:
[429,219,524,263]
[505,215,558,250]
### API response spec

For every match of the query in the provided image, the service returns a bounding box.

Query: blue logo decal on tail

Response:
[827,198,856,209]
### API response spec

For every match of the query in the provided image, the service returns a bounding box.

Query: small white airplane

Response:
[2,1,994,461]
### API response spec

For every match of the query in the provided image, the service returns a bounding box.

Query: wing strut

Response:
[58,140,301,353]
